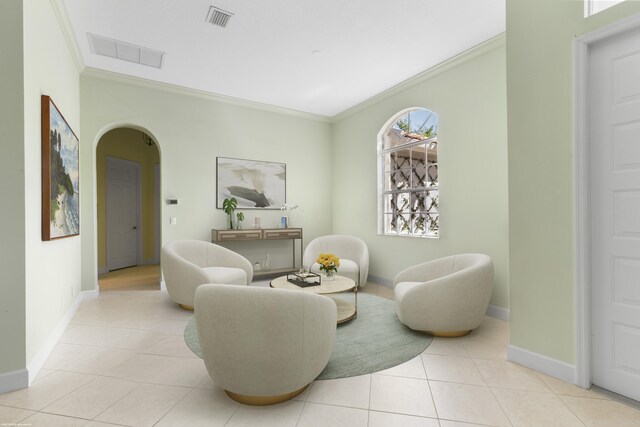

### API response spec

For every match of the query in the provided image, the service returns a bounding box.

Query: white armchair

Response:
[161,240,253,310]
[303,235,369,287]
[195,284,336,405]
[393,254,494,337]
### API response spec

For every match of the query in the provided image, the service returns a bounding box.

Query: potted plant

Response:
[222,197,237,229]
[236,212,244,229]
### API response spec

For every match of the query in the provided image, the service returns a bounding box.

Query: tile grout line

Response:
[293,400,307,427]
[151,385,198,427]
[68,374,143,423]
[419,351,440,421]
[0,370,97,414]
[367,373,373,424]
[532,371,589,427]
[469,355,515,427]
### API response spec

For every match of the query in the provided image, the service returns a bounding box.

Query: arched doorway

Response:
[96,127,161,291]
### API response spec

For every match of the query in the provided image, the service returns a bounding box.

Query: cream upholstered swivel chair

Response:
[393,254,493,337]
[303,235,369,286]
[195,284,336,405]
[161,240,253,310]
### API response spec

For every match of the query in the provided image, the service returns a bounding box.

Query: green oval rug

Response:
[184,293,432,380]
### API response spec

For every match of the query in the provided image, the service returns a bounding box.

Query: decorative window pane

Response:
[379,108,439,238]
[584,0,625,17]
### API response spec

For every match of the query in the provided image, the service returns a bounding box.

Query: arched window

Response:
[378,108,439,237]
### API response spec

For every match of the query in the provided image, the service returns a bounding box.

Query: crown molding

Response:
[330,33,506,123]
[74,25,503,124]
[51,0,85,73]
[80,67,333,123]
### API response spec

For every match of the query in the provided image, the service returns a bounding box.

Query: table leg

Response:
[354,285,358,319]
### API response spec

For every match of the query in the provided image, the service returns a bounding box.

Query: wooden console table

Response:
[211,228,303,278]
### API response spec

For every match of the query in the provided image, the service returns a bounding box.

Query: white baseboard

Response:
[26,287,99,387]
[368,274,393,288]
[82,287,99,301]
[508,344,577,385]
[486,304,510,321]
[0,369,28,394]
[27,291,83,385]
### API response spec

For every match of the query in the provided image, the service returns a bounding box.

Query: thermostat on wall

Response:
[166,199,179,205]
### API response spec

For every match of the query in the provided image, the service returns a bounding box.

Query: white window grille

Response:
[378,108,439,238]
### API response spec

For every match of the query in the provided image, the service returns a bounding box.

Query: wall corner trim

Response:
[508,344,578,385]
[80,68,331,123]
[50,0,85,73]
[0,369,29,394]
[486,305,509,321]
[331,32,506,122]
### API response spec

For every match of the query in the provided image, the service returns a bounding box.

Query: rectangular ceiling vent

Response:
[206,6,233,28]
[87,33,164,69]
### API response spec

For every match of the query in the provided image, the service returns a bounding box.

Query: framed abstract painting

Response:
[216,157,286,209]
[41,95,80,240]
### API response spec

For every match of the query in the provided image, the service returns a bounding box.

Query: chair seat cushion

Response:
[311,259,360,285]
[201,267,247,285]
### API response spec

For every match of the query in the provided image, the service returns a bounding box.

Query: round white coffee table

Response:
[270,274,358,323]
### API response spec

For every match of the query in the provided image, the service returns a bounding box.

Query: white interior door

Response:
[106,157,141,271]
[590,25,640,401]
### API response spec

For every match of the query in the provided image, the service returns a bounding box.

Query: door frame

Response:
[154,163,161,262]
[574,13,640,389]
[105,156,143,271]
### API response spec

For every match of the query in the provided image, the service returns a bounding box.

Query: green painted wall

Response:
[0,0,81,386]
[0,0,26,382]
[507,0,640,363]
[96,128,160,270]
[80,74,334,290]
[23,0,81,367]
[332,38,510,309]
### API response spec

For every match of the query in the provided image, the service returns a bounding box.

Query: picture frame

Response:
[216,157,286,209]
[41,95,80,240]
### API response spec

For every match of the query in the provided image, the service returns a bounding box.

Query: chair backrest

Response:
[303,235,369,283]
[452,253,492,273]
[163,240,210,267]
[195,284,336,396]
[163,239,250,270]
[394,253,493,286]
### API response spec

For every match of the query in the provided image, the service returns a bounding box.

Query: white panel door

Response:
[590,25,640,401]
[106,157,140,271]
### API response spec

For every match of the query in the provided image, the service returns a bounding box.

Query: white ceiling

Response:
[64,0,505,117]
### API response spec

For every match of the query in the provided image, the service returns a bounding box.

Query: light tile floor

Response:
[2,282,640,426]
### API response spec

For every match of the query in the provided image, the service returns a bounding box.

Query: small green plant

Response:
[222,197,237,229]
[236,212,244,229]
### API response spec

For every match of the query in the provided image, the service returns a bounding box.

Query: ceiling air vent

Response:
[87,33,164,69]
[206,6,233,28]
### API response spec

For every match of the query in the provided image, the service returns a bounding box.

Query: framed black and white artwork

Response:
[216,157,286,209]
